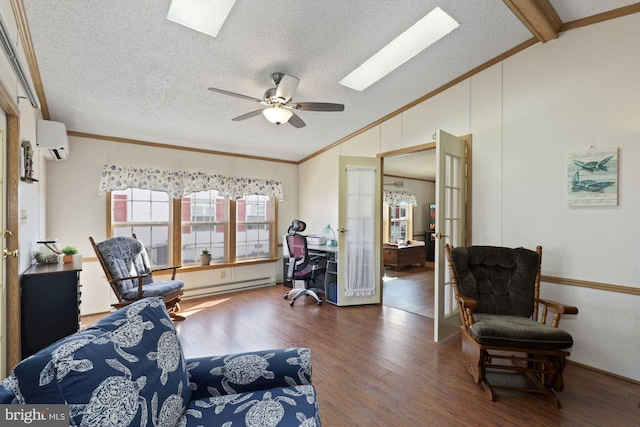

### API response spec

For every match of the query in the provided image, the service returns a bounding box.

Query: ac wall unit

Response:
[36,119,69,161]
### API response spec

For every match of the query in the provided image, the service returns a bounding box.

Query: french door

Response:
[337,156,381,306]
[433,130,467,342]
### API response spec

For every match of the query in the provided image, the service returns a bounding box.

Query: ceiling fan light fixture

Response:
[262,106,293,125]
[340,7,459,91]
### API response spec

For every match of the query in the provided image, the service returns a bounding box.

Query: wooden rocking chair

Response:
[90,235,185,321]
[444,244,578,407]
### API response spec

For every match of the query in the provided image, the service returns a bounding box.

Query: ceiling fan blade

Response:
[208,87,263,103]
[288,112,306,128]
[294,102,345,112]
[232,109,263,121]
[275,74,299,103]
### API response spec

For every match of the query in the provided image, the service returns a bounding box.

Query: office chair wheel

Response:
[289,300,295,306]
[317,300,322,306]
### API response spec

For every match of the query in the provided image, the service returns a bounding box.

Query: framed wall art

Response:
[567,146,617,207]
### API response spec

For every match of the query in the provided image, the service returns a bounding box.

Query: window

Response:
[181,190,227,263]
[390,202,408,243]
[383,201,414,244]
[109,189,276,267]
[111,188,171,266]
[236,195,273,260]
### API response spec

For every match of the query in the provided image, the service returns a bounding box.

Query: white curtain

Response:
[345,165,376,297]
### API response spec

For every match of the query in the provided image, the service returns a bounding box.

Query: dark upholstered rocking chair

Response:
[90,235,185,321]
[444,244,578,407]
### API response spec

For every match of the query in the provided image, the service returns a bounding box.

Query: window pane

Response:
[111,188,171,267]
[131,201,150,221]
[152,201,170,222]
[236,195,273,260]
[181,190,226,264]
[236,221,271,259]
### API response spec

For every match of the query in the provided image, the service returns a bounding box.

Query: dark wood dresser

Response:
[21,260,82,358]
[383,244,426,270]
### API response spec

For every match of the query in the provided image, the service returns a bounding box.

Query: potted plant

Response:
[200,248,211,266]
[61,246,78,264]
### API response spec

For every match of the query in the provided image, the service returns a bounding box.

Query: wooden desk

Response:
[383,244,425,270]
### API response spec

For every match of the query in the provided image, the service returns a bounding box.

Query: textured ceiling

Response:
[21,0,637,165]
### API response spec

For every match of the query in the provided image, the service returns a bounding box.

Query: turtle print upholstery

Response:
[0,297,322,426]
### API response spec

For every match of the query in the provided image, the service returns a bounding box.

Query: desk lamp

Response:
[322,224,337,246]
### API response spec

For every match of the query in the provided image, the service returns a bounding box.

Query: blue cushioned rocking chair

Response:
[90,235,185,320]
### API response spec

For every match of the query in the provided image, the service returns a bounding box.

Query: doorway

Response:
[381,146,436,319]
[380,134,472,330]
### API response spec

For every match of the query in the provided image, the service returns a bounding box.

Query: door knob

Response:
[3,248,18,258]
[337,228,348,233]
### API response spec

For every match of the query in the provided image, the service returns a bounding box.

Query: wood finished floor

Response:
[81,285,639,426]
[161,285,640,427]
[382,265,434,318]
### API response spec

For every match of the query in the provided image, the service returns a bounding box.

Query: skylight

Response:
[339,7,459,92]
[167,0,236,38]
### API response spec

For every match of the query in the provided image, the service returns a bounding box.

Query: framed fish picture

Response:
[567,147,618,206]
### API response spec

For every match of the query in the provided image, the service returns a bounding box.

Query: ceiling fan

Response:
[208,72,344,128]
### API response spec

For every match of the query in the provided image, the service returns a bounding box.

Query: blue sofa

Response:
[0,297,322,426]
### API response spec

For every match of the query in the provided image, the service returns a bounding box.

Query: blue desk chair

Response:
[283,220,326,306]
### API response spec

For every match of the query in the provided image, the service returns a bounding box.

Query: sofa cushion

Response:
[180,385,320,427]
[187,348,312,400]
[13,297,191,426]
[471,314,574,349]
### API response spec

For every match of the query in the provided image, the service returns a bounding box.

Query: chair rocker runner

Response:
[90,234,185,320]
[444,244,578,407]
[283,220,326,306]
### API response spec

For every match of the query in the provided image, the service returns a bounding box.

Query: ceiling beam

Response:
[503,0,562,42]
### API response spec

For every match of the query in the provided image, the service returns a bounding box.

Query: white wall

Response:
[300,14,640,381]
[17,103,45,274]
[45,136,299,315]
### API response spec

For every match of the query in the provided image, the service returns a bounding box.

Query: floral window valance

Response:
[98,164,284,201]
[383,189,417,206]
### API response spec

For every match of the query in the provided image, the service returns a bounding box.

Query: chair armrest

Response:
[151,265,182,273]
[186,348,313,400]
[537,298,578,315]
[108,273,150,284]
[151,265,181,280]
[456,295,477,310]
[309,255,325,263]
[535,298,578,327]
[455,296,477,331]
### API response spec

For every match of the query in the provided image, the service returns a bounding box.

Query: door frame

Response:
[0,80,21,372]
[378,134,473,311]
